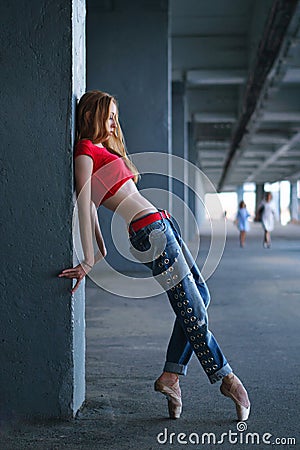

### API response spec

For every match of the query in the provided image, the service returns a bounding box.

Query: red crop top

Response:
[74,139,135,206]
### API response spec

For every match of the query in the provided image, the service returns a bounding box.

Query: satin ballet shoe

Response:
[154,378,182,419]
[220,374,251,421]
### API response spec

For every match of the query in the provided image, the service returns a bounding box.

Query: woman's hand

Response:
[58,262,92,294]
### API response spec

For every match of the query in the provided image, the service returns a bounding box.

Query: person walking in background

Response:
[236,200,250,248]
[258,192,276,248]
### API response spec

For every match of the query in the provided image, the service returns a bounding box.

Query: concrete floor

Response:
[1,221,299,449]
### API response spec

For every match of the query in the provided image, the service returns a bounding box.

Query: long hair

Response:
[76,90,138,182]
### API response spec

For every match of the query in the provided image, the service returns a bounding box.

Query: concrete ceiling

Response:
[171,0,300,191]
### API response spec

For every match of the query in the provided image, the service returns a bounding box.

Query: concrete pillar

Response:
[290,182,299,222]
[87,0,170,271]
[187,122,198,238]
[255,183,265,211]
[171,81,189,240]
[0,0,86,420]
[237,185,244,205]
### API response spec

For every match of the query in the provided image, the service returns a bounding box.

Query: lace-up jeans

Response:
[129,215,232,384]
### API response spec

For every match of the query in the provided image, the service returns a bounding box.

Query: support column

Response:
[255,183,265,211]
[0,0,86,419]
[290,182,299,222]
[87,0,170,271]
[171,81,189,240]
[187,122,198,239]
[237,185,244,204]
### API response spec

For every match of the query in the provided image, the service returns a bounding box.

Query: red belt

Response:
[129,210,170,233]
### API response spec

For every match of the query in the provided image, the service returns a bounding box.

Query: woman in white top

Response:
[259,192,276,248]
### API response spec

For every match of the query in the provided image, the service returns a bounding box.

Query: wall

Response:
[0,0,85,419]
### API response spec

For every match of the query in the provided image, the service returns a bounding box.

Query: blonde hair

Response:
[76,90,138,182]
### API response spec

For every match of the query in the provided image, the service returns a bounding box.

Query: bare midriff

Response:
[101,179,158,224]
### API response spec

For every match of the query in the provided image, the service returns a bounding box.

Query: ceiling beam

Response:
[217,0,299,191]
[261,112,300,122]
[247,130,300,181]
[186,69,247,85]
[193,113,236,123]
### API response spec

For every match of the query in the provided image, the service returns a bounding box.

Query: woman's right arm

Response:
[58,155,95,293]
[75,155,95,267]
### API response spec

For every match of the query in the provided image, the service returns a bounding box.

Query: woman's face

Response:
[266,193,272,202]
[105,100,117,139]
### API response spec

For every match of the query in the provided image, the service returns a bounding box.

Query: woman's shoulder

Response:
[76,139,94,150]
[75,139,98,158]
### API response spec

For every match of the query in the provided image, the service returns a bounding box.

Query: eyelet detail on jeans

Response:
[184,319,189,324]
[193,325,199,330]
[212,364,218,370]
[190,336,195,341]
[172,275,178,280]
[177,302,182,308]
[197,352,203,357]
[166,279,171,283]
[187,308,192,313]
[158,262,163,267]
[206,368,212,373]
[208,357,214,363]
[205,350,210,354]
[202,360,208,365]
[168,267,174,272]
[194,344,199,349]
[199,342,205,347]
[190,316,197,322]
[180,311,185,316]
[174,294,179,299]
[180,292,185,297]
[171,287,175,291]
[162,271,167,276]
[164,259,169,264]
[196,333,204,338]
[187,327,193,333]
[161,251,167,257]
[183,300,189,305]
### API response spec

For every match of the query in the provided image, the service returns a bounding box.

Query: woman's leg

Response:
[163,224,211,376]
[129,218,250,419]
[147,219,232,384]
[240,230,246,247]
[263,229,271,248]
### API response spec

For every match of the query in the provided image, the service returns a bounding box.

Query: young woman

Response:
[236,200,250,247]
[258,192,276,248]
[59,90,250,421]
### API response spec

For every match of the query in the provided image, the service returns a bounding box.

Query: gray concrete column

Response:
[290,182,299,222]
[87,0,170,271]
[171,82,189,240]
[187,122,198,238]
[237,185,244,204]
[0,0,86,420]
[255,183,265,211]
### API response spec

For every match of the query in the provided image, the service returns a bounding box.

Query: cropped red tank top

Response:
[74,139,135,206]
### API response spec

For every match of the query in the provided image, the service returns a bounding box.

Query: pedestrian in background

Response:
[258,192,276,248]
[236,200,250,248]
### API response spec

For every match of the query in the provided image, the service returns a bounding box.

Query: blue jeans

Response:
[129,215,232,384]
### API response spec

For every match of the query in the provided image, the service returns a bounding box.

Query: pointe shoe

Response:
[154,378,182,419]
[220,374,250,421]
